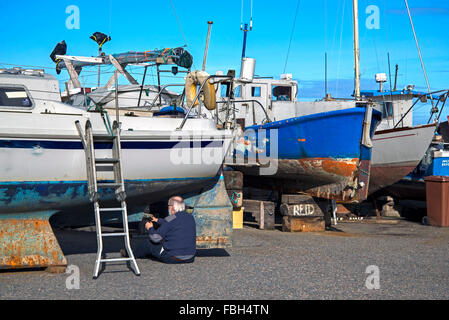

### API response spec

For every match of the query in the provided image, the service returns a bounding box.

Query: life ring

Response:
[185,70,216,110]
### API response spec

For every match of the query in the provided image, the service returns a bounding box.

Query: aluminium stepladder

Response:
[75,119,140,279]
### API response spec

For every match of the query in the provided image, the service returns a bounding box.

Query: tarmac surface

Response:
[1,219,449,300]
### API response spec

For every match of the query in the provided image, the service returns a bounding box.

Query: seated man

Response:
[127,196,196,264]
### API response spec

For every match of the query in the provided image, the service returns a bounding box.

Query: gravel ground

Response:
[1,219,448,300]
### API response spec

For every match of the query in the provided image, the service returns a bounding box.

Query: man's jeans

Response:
[133,239,194,264]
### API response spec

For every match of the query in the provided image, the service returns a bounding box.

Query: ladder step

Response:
[101,232,127,237]
[97,183,122,188]
[100,257,134,263]
[99,207,123,212]
[95,158,120,164]
[77,121,140,278]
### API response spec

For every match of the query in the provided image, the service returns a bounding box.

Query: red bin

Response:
[424,176,449,227]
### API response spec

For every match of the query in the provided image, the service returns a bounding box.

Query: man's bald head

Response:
[168,196,185,214]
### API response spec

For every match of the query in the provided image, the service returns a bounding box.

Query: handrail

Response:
[146,83,185,111]
[176,75,234,131]
[435,92,448,123]
[216,99,272,124]
[394,89,449,128]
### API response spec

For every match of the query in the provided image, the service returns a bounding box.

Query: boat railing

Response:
[144,83,186,111]
[176,75,234,131]
[216,99,272,125]
[394,89,449,128]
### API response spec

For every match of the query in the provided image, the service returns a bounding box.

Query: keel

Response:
[0,211,67,270]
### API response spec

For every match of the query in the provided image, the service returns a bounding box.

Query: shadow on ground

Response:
[53,227,230,258]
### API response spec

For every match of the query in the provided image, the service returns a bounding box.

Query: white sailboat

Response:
[0,67,233,213]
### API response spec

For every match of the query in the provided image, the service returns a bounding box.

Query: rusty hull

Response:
[368,161,418,195]
[185,175,233,249]
[240,156,369,203]
[0,212,67,270]
[0,174,232,270]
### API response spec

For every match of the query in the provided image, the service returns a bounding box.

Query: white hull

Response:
[369,124,437,193]
[0,115,231,181]
[0,90,232,213]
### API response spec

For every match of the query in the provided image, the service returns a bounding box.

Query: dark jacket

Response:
[148,210,196,258]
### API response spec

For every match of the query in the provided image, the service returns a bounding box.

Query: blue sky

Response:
[0,0,448,124]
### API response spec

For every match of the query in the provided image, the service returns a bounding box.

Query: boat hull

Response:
[368,123,437,194]
[230,107,381,202]
[0,136,229,213]
[382,178,426,201]
[0,134,233,270]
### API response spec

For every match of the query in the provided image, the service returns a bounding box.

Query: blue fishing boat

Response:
[220,14,381,203]
[230,103,381,202]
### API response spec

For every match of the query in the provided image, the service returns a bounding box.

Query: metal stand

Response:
[76,120,140,279]
[331,199,338,225]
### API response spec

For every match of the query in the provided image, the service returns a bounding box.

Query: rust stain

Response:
[283,216,325,232]
[0,218,67,269]
[322,158,358,177]
[196,236,230,248]
[291,158,358,178]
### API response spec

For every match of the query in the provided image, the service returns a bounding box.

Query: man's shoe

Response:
[120,249,129,258]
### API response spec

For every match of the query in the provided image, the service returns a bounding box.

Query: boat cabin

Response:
[216,73,298,127]
[0,68,83,115]
[360,87,423,130]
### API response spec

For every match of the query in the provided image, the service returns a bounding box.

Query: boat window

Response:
[220,83,241,98]
[272,85,292,101]
[382,101,393,118]
[0,87,33,108]
[234,85,241,98]
[221,82,231,97]
[251,86,261,97]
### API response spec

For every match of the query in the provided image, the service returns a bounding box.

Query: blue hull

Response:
[233,107,381,202]
[0,177,215,215]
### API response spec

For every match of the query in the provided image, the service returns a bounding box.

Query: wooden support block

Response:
[223,170,243,190]
[282,194,315,204]
[280,195,326,218]
[282,216,325,232]
[243,187,275,201]
[223,171,244,209]
[227,189,243,209]
[242,199,275,230]
[280,194,328,232]
[280,203,325,217]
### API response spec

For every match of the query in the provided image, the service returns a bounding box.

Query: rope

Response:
[404,0,435,108]
[335,0,346,96]
[283,0,301,74]
[241,0,244,29]
[168,0,197,70]
[168,0,188,47]
[324,0,327,53]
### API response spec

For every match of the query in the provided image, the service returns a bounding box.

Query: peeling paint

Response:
[0,217,67,269]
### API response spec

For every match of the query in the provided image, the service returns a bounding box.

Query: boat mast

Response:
[240,0,253,58]
[352,0,361,100]
[202,21,213,71]
[241,23,250,58]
